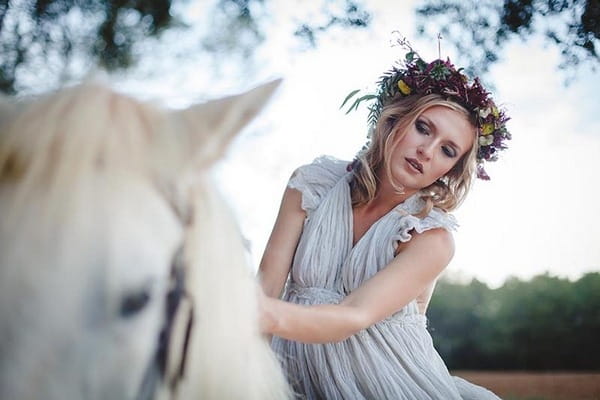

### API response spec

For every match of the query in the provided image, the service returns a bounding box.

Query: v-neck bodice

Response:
[273,155,501,400]
[349,191,421,251]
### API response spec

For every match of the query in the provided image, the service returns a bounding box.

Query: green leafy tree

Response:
[569,272,600,368]
[491,275,576,369]
[0,0,175,94]
[0,0,371,94]
[427,278,493,369]
[416,0,599,81]
[428,272,600,370]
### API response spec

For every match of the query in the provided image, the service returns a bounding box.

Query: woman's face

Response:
[387,105,475,191]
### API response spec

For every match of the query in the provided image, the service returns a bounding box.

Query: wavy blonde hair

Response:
[350,94,479,215]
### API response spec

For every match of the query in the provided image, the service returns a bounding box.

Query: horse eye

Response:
[120,289,151,318]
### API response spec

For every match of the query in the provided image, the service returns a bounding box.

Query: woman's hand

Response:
[258,228,454,344]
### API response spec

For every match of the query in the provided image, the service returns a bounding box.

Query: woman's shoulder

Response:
[287,155,350,213]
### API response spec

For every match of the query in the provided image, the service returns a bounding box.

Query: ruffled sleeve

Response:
[287,155,350,214]
[392,196,459,243]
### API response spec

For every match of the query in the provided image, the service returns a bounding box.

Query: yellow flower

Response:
[397,80,411,95]
[481,123,495,136]
[492,106,500,118]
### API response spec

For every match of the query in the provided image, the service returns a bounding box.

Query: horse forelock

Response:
[0,82,180,224]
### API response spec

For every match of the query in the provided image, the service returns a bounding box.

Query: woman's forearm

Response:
[262,297,368,344]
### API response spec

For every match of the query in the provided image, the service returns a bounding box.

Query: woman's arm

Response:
[260,228,455,343]
[415,281,437,314]
[257,186,306,298]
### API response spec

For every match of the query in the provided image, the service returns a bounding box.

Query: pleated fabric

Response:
[272,155,501,400]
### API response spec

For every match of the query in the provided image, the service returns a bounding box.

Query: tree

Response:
[416,0,599,81]
[428,272,600,370]
[427,278,493,369]
[0,0,174,94]
[0,0,371,94]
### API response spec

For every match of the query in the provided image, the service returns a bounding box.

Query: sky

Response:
[116,1,600,289]
[203,1,600,289]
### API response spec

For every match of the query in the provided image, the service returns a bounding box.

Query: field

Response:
[453,371,600,400]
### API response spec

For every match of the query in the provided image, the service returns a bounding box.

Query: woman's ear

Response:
[174,79,282,169]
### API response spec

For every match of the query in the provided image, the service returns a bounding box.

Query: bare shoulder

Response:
[395,228,455,267]
[417,227,455,250]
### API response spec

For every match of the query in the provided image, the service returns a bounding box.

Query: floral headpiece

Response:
[341,39,511,180]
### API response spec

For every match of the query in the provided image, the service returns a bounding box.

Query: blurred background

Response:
[2,1,599,398]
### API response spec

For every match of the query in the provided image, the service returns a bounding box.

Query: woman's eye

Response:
[442,146,456,158]
[416,121,429,135]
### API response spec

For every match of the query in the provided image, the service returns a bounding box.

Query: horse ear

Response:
[0,94,17,127]
[175,79,282,167]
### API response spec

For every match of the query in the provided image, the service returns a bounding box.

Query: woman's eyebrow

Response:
[422,116,463,153]
[447,139,462,153]
[420,116,435,131]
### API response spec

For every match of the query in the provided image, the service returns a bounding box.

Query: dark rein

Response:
[137,185,196,400]
[136,244,194,400]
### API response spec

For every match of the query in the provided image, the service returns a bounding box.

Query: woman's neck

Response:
[363,169,418,213]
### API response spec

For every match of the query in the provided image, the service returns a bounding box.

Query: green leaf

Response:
[344,94,377,114]
[344,98,359,114]
[339,89,361,109]
[357,94,377,102]
[345,98,362,114]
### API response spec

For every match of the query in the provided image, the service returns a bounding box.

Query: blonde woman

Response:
[259,45,509,399]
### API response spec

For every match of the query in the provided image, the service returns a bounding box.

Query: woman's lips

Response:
[406,158,423,173]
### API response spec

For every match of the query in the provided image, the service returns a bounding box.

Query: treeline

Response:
[427,272,600,370]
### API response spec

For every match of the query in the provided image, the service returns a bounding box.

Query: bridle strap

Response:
[136,243,195,400]
[174,305,194,386]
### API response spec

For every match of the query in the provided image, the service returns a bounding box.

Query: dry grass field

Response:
[453,371,600,400]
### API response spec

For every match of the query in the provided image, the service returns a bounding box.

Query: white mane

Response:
[0,80,291,399]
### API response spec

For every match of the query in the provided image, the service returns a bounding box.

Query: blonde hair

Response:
[350,94,479,215]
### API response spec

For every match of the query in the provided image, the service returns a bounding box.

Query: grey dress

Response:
[271,156,501,400]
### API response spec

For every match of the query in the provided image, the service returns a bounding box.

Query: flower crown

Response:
[341,41,511,180]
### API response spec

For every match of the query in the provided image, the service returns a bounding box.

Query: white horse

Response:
[0,80,292,399]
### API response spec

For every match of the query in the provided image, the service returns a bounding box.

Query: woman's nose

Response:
[417,144,432,161]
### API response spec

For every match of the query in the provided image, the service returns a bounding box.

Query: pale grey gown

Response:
[271,156,501,400]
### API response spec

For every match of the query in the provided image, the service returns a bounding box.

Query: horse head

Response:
[0,80,290,399]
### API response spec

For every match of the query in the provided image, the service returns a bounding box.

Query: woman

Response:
[258,45,510,399]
